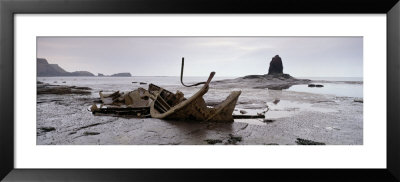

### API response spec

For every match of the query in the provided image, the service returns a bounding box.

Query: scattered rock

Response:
[295,138,325,145]
[262,119,275,123]
[308,84,323,88]
[226,134,242,144]
[266,143,279,145]
[273,99,280,105]
[71,86,92,90]
[83,131,100,136]
[37,81,44,84]
[268,55,283,75]
[62,81,66,83]
[37,85,91,95]
[239,110,247,114]
[204,139,223,145]
[38,126,56,132]
[139,82,147,85]
[68,131,77,135]
[132,81,138,83]
[354,98,363,103]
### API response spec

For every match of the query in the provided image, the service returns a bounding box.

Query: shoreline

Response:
[36,76,363,145]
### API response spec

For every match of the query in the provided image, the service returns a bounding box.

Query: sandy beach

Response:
[36,76,363,145]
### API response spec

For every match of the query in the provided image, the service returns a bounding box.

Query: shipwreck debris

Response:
[232,115,265,119]
[180,57,206,87]
[149,72,241,122]
[90,57,244,122]
[91,105,150,118]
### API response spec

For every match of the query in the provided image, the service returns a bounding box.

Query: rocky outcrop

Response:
[111,72,132,77]
[98,73,105,77]
[37,58,95,77]
[37,82,92,95]
[268,55,283,75]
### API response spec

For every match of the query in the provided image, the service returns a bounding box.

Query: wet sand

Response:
[36,78,363,145]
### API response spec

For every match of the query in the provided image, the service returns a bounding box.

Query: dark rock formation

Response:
[98,73,105,77]
[37,58,95,77]
[37,82,92,95]
[308,84,324,88]
[268,55,283,75]
[111,72,132,77]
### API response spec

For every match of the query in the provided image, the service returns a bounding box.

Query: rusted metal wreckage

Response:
[90,58,264,122]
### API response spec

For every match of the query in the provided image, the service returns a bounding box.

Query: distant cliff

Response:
[37,58,95,77]
[110,72,132,77]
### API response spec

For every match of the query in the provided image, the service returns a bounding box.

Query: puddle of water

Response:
[234,100,337,125]
[286,83,363,98]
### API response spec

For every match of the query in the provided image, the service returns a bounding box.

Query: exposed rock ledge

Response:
[212,74,311,90]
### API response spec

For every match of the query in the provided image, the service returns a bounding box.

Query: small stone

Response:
[262,119,275,123]
[83,131,100,136]
[239,110,247,114]
[204,139,223,145]
[90,104,99,112]
[295,138,325,145]
[226,134,242,144]
[308,84,316,87]
[354,98,363,103]
[38,126,56,132]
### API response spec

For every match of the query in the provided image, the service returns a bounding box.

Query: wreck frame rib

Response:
[1,0,399,181]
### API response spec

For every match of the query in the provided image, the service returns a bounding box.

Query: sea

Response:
[37,76,363,98]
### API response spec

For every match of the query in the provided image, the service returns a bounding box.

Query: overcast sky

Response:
[37,37,363,77]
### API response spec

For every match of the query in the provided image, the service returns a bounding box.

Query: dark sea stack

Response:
[267,55,284,75]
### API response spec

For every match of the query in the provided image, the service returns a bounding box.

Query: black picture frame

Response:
[1,0,399,181]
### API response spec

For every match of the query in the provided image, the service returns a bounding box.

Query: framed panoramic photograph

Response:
[1,0,399,181]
